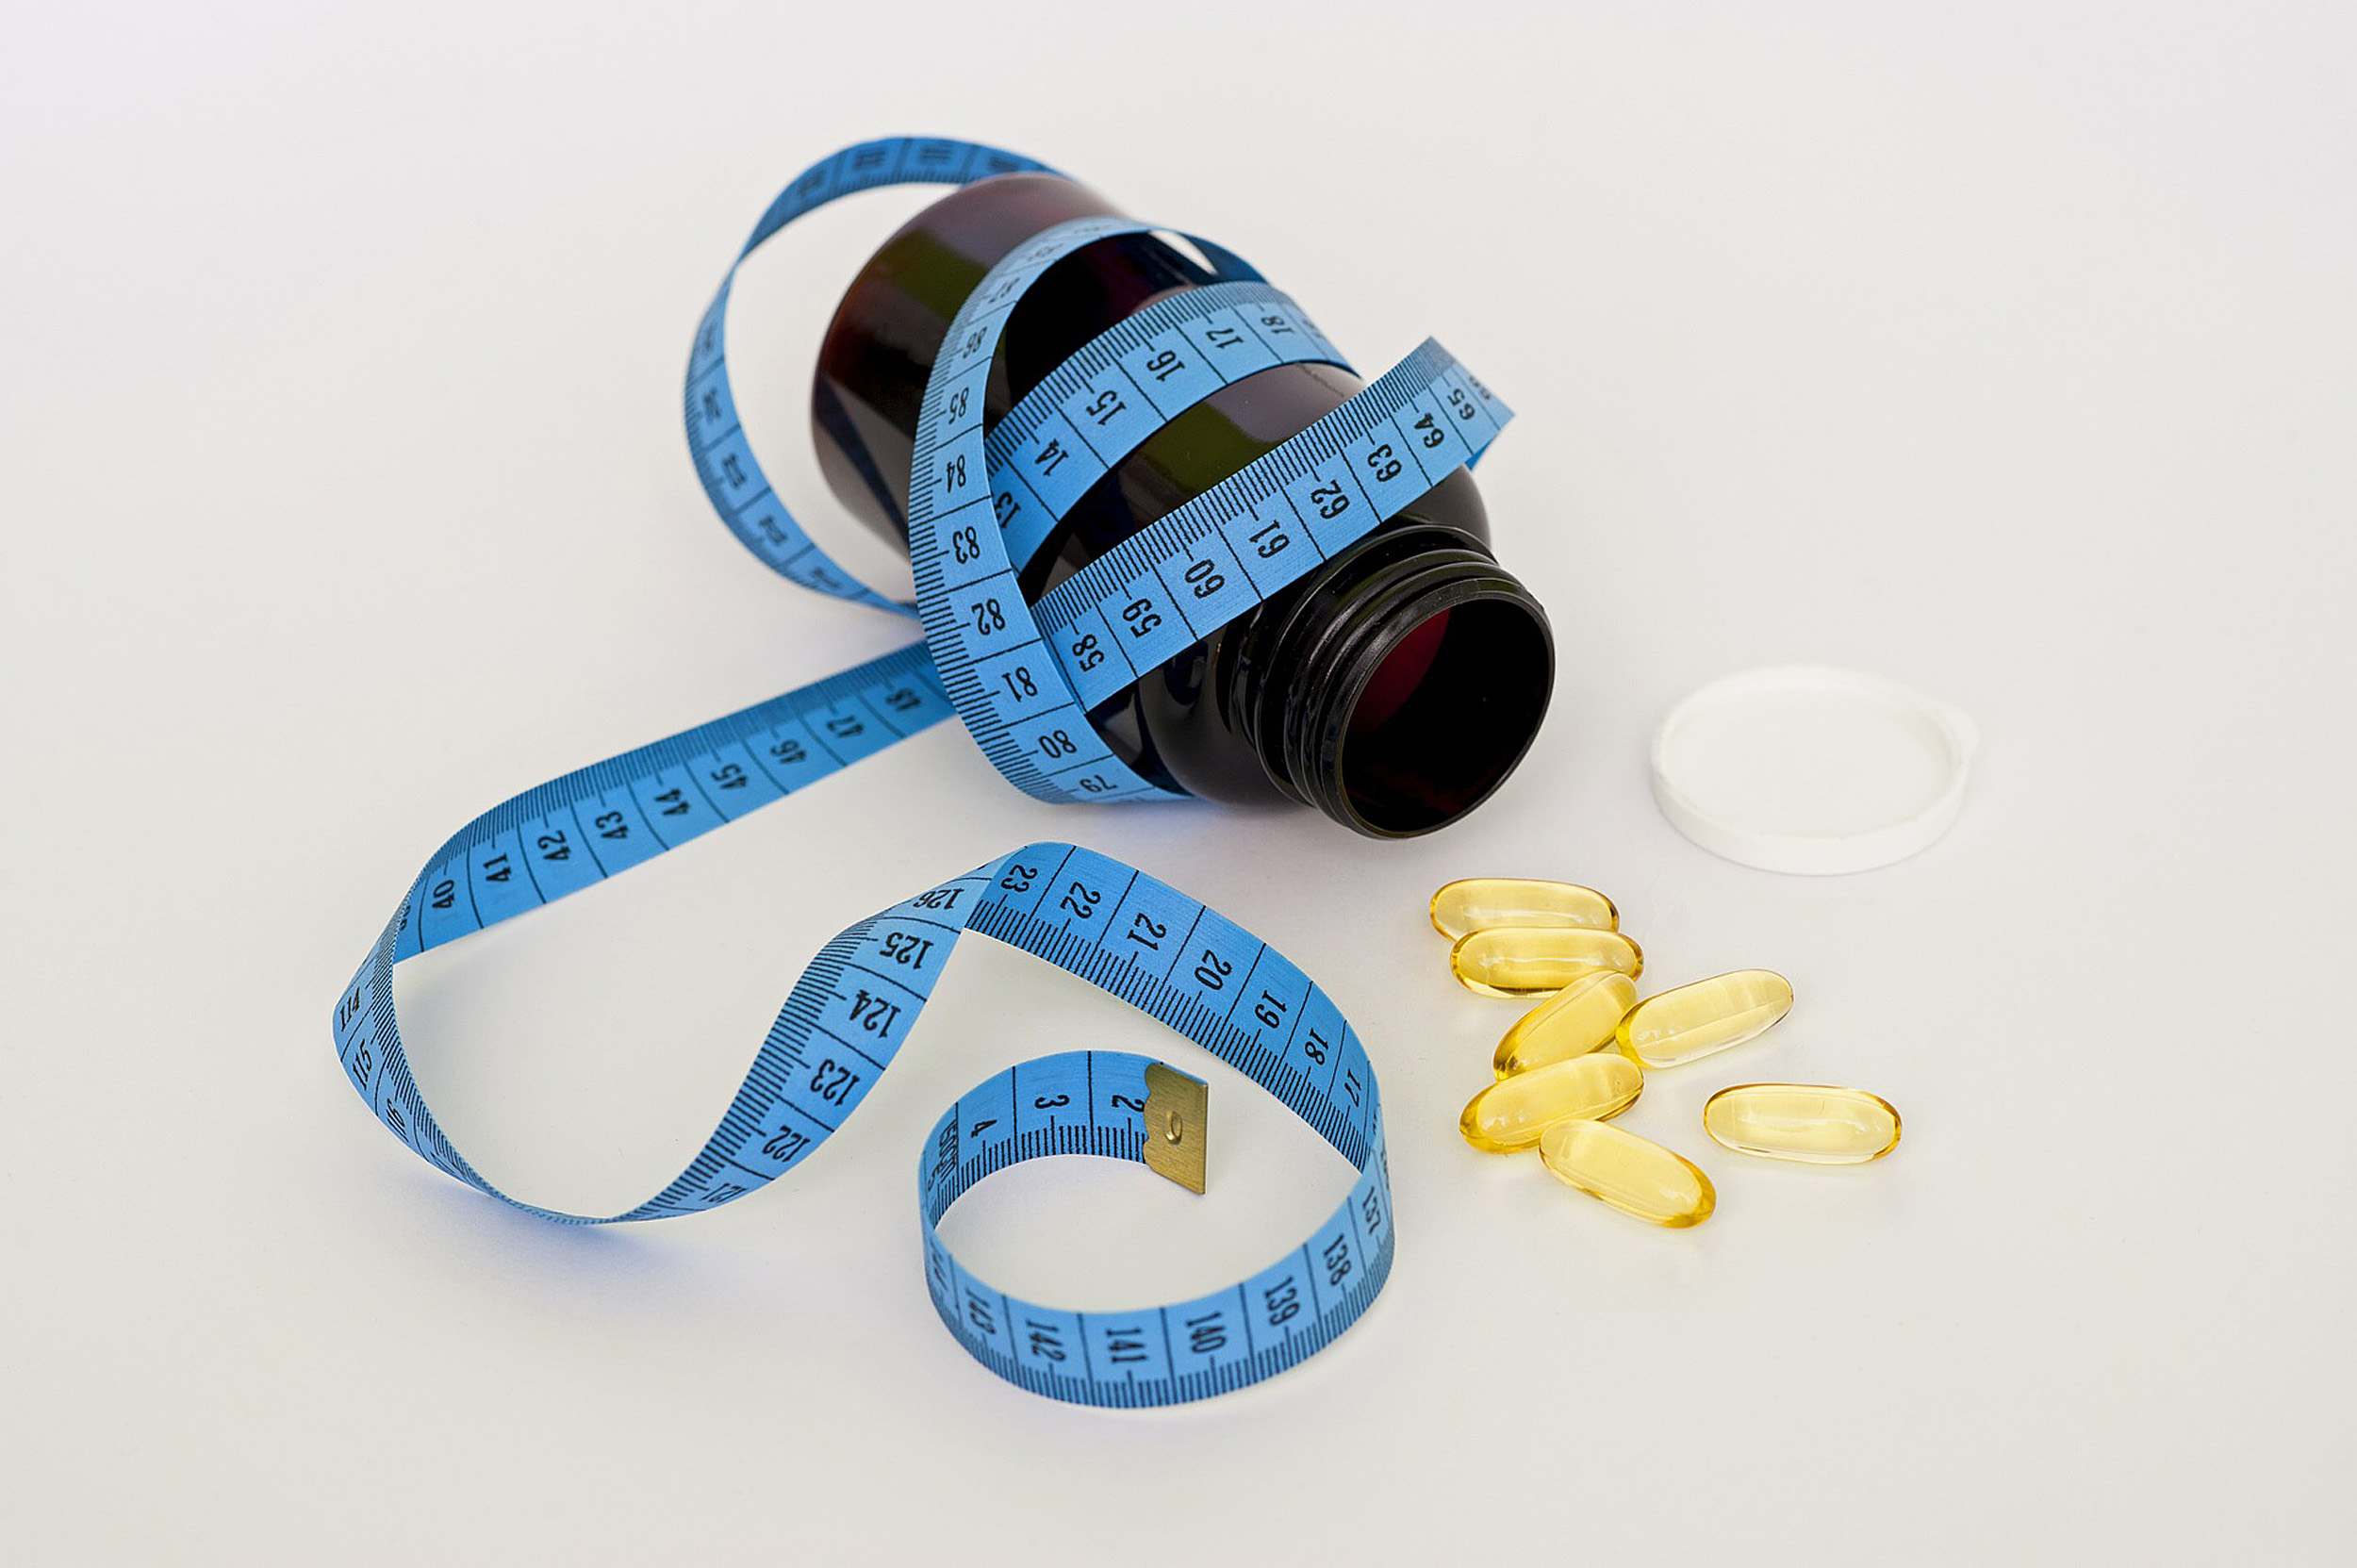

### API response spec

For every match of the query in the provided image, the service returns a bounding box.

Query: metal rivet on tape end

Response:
[1142,1062,1209,1195]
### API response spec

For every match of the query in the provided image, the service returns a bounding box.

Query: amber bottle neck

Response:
[1241,525,1553,837]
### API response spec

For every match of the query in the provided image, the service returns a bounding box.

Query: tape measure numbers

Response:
[338,135,1511,1405]
[968,279,1349,574]
[336,810,1391,1408]
[907,211,1510,803]
[924,1049,1388,1407]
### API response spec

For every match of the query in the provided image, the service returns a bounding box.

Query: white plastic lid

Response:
[1649,665,1977,875]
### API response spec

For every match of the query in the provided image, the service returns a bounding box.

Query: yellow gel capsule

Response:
[1493,970,1640,1079]
[1459,1053,1643,1152]
[1429,878,1618,940]
[1703,1083,1902,1164]
[1616,969,1792,1067]
[1450,927,1644,997]
[1539,1120,1717,1228]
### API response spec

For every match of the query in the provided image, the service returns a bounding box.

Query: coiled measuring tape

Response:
[335,135,1510,1406]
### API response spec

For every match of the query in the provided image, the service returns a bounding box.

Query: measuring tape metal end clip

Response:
[1143,1063,1209,1194]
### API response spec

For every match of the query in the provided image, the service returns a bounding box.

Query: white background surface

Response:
[5,3,2352,1562]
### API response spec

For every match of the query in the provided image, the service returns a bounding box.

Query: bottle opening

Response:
[1337,596,1553,836]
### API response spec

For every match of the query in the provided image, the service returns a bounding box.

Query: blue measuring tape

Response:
[337,135,1510,1406]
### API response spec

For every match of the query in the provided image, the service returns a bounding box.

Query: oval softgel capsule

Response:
[1451,927,1644,998]
[1616,968,1791,1067]
[1493,970,1639,1078]
[1459,1054,1643,1152]
[1538,1120,1716,1227]
[1703,1083,1901,1164]
[1429,878,1618,941]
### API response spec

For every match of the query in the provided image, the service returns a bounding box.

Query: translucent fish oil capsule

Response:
[1459,1053,1643,1153]
[1451,927,1644,998]
[1539,1120,1716,1227]
[1704,1083,1901,1164]
[1494,970,1640,1079]
[1429,878,1618,941]
[1616,968,1792,1067]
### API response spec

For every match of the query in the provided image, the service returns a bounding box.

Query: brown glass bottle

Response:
[811,173,1552,837]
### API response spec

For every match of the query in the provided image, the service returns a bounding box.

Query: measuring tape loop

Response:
[338,134,1510,1402]
[922,1049,1390,1408]
[903,213,1510,804]
[683,138,1512,806]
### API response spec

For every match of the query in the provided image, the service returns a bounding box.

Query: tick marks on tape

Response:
[335,137,1554,1407]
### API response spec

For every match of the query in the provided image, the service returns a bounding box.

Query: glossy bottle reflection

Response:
[812,173,1552,836]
